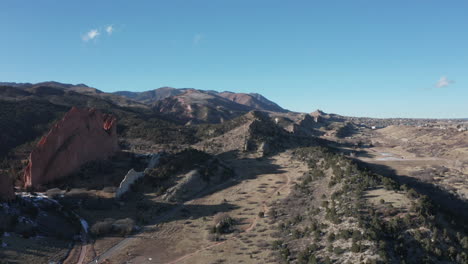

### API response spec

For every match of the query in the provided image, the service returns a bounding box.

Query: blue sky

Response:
[1,1,467,118]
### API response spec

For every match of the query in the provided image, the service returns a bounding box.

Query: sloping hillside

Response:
[1,82,147,109]
[218,91,286,112]
[151,89,253,124]
[0,83,195,159]
[114,87,287,117]
[114,87,186,104]
[194,111,305,155]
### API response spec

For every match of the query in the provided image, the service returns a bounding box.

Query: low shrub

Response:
[91,217,135,237]
[112,218,135,236]
[212,213,235,234]
[90,218,114,236]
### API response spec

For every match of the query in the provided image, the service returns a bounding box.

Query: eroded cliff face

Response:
[0,175,15,201]
[24,107,119,188]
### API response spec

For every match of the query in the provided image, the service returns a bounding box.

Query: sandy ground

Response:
[89,151,307,264]
[357,145,468,200]
[364,188,411,210]
[329,125,468,205]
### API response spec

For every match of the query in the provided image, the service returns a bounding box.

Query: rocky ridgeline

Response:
[194,111,293,156]
[245,111,287,154]
[291,113,323,136]
[23,107,119,189]
[163,158,233,202]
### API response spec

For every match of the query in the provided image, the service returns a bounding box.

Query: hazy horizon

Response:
[1,1,467,118]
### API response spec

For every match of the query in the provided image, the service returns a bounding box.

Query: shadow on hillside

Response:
[0,198,76,263]
[0,241,69,261]
[149,201,240,227]
[43,151,147,191]
[147,150,288,223]
[323,139,376,158]
[353,151,375,159]
[61,150,289,232]
[182,150,289,200]
[60,191,240,230]
[290,136,468,231]
[354,159,468,230]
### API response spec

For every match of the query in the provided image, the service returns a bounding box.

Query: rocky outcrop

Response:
[291,114,323,136]
[0,175,15,201]
[115,154,160,199]
[163,170,204,202]
[244,111,287,155]
[163,159,233,202]
[115,169,144,199]
[311,109,328,122]
[23,107,119,188]
[195,111,288,156]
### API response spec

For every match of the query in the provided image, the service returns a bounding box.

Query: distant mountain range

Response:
[114,87,287,124]
[0,81,310,162]
[113,86,286,111]
[1,81,287,124]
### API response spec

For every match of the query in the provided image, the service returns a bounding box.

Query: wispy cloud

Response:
[435,76,455,88]
[193,33,203,45]
[82,29,100,42]
[82,25,116,42]
[106,25,114,35]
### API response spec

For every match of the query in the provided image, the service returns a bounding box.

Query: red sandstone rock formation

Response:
[23,107,119,188]
[0,175,15,201]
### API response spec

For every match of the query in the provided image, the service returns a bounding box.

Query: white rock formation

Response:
[115,154,160,199]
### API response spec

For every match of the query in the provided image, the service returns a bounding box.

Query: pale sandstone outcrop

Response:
[115,154,160,199]
[114,169,144,199]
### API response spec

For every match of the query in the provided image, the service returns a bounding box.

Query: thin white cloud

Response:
[82,25,116,42]
[82,29,100,42]
[193,33,202,45]
[106,25,114,35]
[436,76,455,88]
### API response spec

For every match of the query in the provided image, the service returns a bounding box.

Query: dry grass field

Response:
[350,126,468,201]
[84,151,307,264]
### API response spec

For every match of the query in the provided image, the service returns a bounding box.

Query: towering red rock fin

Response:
[23,107,119,189]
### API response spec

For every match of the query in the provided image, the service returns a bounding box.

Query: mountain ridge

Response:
[113,86,287,113]
[1,81,289,124]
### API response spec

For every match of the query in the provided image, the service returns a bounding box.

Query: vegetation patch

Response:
[269,146,467,264]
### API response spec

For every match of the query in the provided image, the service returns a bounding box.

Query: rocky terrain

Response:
[0,81,467,264]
